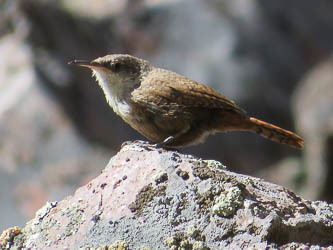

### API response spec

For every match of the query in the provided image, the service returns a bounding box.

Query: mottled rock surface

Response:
[1,141,332,249]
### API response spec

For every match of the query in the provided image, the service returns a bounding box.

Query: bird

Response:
[69,54,304,149]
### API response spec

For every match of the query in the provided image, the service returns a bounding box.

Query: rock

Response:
[0,31,110,231]
[3,0,333,204]
[260,55,333,202]
[3,0,333,237]
[2,141,332,249]
[293,55,333,201]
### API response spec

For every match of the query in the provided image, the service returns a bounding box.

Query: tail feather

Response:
[248,117,304,149]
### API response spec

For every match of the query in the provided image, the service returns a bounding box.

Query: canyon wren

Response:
[69,54,304,149]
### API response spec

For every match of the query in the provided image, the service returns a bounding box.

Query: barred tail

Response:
[249,117,304,149]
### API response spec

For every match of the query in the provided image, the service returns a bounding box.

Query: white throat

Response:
[92,70,132,118]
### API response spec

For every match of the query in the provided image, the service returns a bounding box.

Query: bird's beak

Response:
[68,60,104,69]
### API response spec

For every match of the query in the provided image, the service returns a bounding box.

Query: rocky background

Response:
[0,0,333,231]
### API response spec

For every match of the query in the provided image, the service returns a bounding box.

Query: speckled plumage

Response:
[132,67,245,116]
[69,54,304,149]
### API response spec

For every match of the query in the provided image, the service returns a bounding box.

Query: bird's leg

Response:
[156,126,190,148]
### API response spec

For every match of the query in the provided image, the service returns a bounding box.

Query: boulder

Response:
[1,141,332,249]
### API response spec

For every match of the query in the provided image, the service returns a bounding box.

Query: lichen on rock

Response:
[212,186,244,217]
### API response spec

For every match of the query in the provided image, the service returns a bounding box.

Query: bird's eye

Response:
[113,62,121,72]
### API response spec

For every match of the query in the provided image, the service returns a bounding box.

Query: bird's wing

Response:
[131,68,245,118]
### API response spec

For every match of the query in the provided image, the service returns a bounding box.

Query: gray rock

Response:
[0,32,110,232]
[1,141,332,249]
